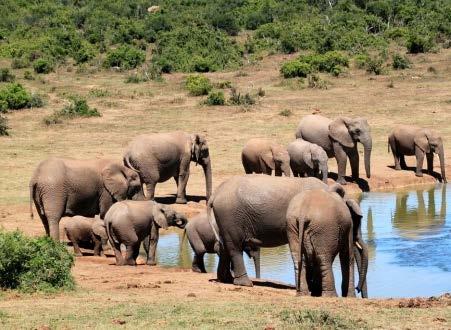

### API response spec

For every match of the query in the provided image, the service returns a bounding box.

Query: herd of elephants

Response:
[28,114,447,298]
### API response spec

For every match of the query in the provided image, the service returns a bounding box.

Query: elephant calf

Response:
[64,216,109,257]
[105,200,187,266]
[287,139,329,183]
[286,186,368,298]
[388,125,446,182]
[185,212,261,277]
[241,138,291,176]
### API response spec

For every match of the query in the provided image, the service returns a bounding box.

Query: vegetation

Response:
[0,231,74,292]
[392,53,411,70]
[44,95,100,125]
[281,51,349,78]
[0,83,44,111]
[0,68,15,82]
[0,115,9,136]
[279,309,364,329]
[228,88,256,106]
[185,75,212,96]
[205,90,225,106]
[0,1,447,74]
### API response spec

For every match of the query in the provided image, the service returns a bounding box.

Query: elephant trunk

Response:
[438,144,447,183]
[355,237,369,298]
[202,157,212,202]
[282,163,291,177]
[320,163,328,183]
[362,138,372,179]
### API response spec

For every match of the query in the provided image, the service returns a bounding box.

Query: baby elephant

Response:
[64,216,109,256]
[241,138,291,176]
[184,212,261,277]
[287,139,329,183]
[105,200,187,266]
[286,185,368,298]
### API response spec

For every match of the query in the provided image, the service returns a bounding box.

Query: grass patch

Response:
[0,115,9,136]
[279,109,293,117]
[88,89,111,98]
[279,309,365,329]
[44,95,100,125]
[228,88,257,106]
[0,68,15,82]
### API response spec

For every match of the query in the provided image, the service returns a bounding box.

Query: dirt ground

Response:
[0,48,450,328]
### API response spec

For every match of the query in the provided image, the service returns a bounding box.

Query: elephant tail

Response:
[207,194,222,246]
[29,181,36,219]
[105,219,119,245]
[123,153,140,173]
[296,217,306,295]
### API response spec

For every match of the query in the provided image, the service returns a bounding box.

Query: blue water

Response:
[153,184,451,298]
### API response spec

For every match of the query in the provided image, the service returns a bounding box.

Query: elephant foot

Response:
[321,290,338,297]
[296,290,310,297]
[191,265,206,273]
[125,259,137,266]
[415,172,423,178]
[233,275,253,287]
[146,260,157,266]
[218,272,234,284]
[336,177,347,185]
[74,252,83,257]
[394,165,402,170]
[175,197,188,204]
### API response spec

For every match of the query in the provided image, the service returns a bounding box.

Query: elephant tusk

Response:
[355,241,362,250]
[142,183,149,198]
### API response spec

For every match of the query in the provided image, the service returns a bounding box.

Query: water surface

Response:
[152,184,451,298]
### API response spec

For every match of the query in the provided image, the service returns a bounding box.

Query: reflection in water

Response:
[150,184,450,298]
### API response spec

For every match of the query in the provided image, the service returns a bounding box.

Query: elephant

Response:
[286,187,368,298]
[29,158,142,241]
[241,138,291,176]
[123,131,212,204]
[184,212,261,277]
[287,139,329,183]
[64,216,110,256]
[105,200,187,266]
[295,115,372,185]
[388,125,446,183]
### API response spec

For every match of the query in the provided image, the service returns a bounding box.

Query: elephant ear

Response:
[190,134,202,164]
[92,220,107,239]
[329,117,355,148]
[414,130,431,153]
[152,203,168,229]
[345,198,363,218]
[102,163,128,201]
[302,147,314,168]
[261,150,275,170]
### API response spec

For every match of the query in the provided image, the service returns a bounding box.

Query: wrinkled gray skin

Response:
[123,131,212,204]
[296,115,372,185]
[30,158,142,241]
[184,212,261,277]
[208,175,328,287]
[287,139,329,183]
[105,200,187,266]
[241,138,291,177]
[64,216,110,257]
[286,186,368,298]
[388,125,446,183]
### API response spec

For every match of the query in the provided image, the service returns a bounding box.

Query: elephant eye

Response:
[355,128,361,134]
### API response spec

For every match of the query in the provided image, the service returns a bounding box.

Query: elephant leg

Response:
[333,142,348,185]
[92,237,101,256]
[253,249,261,279]
[426,152,434,175]
[316,254,337,297]
[112,242,124,266]
[389,135,401,170]
[176,172,190,204]
[72,241,83,257]
[415,147,425,177]
[192,253,206,273]
[339,233,355,297]
[146,225,159,266]
[124,244,137,266]
[217,246,233,284]
[287,227,309,295]
[231,251,253,287]
[242,158,253,174]
[400,155,407,170]
[349,147,359,181]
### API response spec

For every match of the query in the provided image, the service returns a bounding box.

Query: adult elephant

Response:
[208,176,367,296]
[29,158,142,241]
[296,115,372,185]
[123,131,212,204]
[388,125,446,182]
[241,138,291,176]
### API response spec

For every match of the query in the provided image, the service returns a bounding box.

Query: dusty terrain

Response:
[0,48,450,328]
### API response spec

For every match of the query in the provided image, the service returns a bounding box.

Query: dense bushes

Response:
[0,83,44,111]
[33,58,54,74]
[205,90,225,106]
[280,61,311,78]
[0,231,75,292]
[185,75,212,96]
[104,45,145,70]
[392,54,410,69]
[280,51,349,78]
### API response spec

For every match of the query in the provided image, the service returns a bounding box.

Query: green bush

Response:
[299,51,349,73]
[23,71,35,80]
[205,90,225,106]
[354,54,369,69]
[228,88,256,106]
[366,56,385,75]
[11,58,29,69]
[0,231,74,292]
[0,100,7,113]
[185,75,212,96]
[392,54,410,70]
[0,83,31,110]
[104,45,145,70]
[406,33,434,54]
[215,81,232,89]
[0,115,9,136]
[28,94,45,108]
[307,74,328,89]
[33,58,54,74]
[0,68,15,82]
[280,60,312,78]
[44,95,100,125]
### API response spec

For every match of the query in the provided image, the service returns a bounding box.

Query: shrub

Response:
[228,88,256,106]
[392,54,411,70]
[205,90,225,106]
[354,54,369,69]
[215,81,232,89]
[0,83,31,110]
[279,309,362,328]
[44,95,100,125]
[0,115,9,136]
[11,58,29,69]
[28,94,45,108]
[104,45,145,70]
[406,33,434,54]
[33,58,54,74]
[280,60,312,78]
[23,71,35,80]
[307,74,328,89]
[185,75,212,96]
[0,231,75,292]
[124,74,143,83]
[257,87,265,97]
[0,100,8,113]
[0,68,15,82]
[366,56,385,75]
[299,51,349,74]
[279,109,292,117]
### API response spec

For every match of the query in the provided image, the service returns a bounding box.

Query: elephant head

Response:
[263,145,291,176]
[92,219,110,252]
[153,203,188,230]
[101,163,142,202]
[305,144,329,183]
[329,117,372,178]
[191,134,212,201]
[345,198,368,298]
[414,129,446,182]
